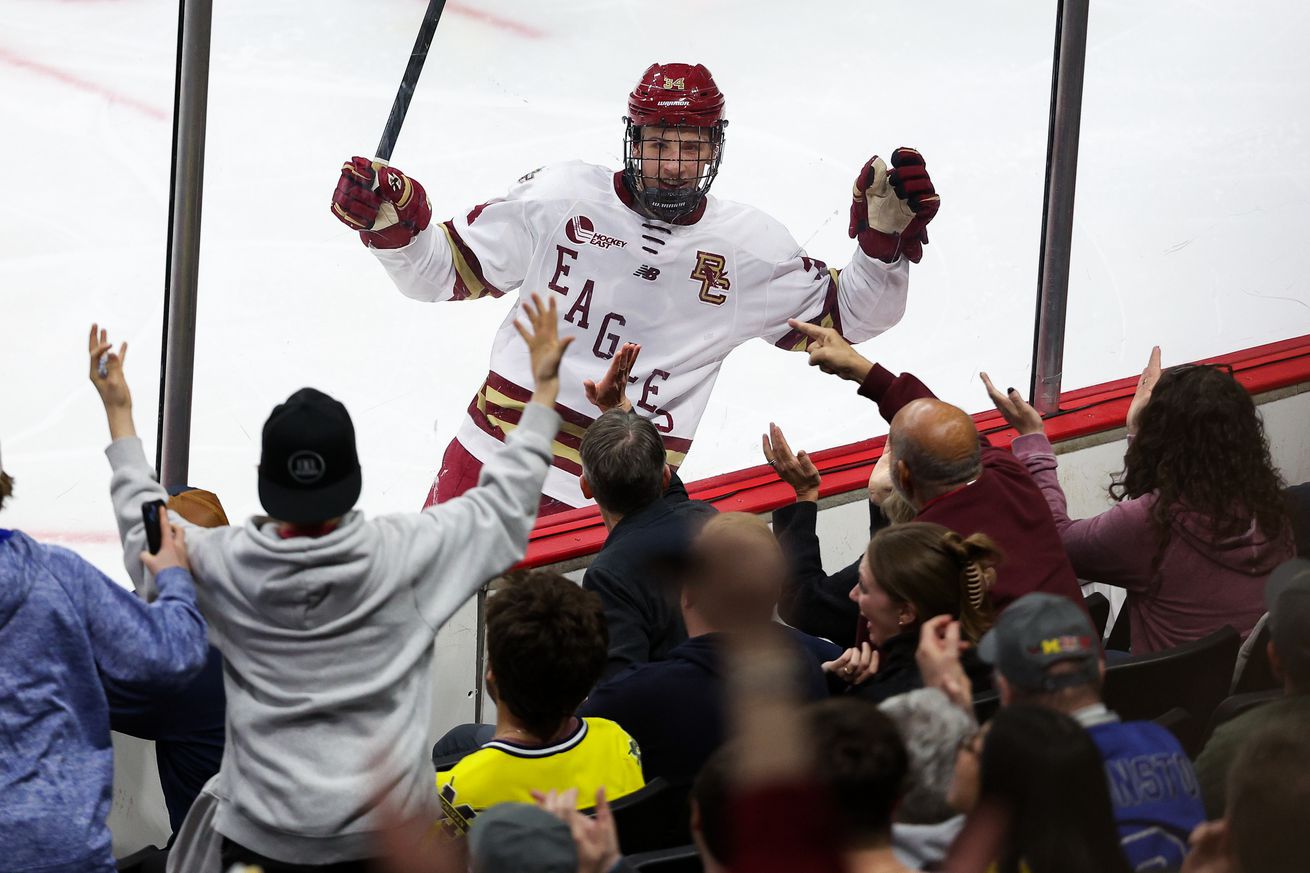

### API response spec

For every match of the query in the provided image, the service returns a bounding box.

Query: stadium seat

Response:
[1200,689,1283,748]
[1230,613,1278,694]
[583,777,691,855]
[114,846,168,873]
[1104,605,1132,653]
[972,690,1001,724]
[1085,592,1111,640]
[627,844,703,872]
[1102,625,1241,756]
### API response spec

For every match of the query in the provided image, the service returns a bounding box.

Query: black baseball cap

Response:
[979,592,1100,692]
[1266,558,1310,676]
[257,388,361,524]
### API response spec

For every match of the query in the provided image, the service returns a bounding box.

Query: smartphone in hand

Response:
[142,499,167,554]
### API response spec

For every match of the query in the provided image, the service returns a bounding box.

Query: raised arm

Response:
[390,294,570,631]
[331,159,541,304]
[88,325,185,596]
[761,423,861,647]
[786,319,938,424]
[981,370,1155,591]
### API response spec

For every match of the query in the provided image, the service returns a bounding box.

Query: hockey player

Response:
[332,62,939,512]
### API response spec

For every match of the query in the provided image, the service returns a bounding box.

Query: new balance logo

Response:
[633,265,661,281]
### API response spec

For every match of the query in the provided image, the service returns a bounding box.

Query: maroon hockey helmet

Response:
[622,62,728,221]
[626,62,726,127]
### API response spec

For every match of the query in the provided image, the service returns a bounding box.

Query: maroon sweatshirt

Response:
[859,364,1086,613]
[1012,432,1293,653]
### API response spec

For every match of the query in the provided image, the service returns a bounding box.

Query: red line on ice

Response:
[0,46,169,122]
[27,531,122,545]
[446,2,546,39]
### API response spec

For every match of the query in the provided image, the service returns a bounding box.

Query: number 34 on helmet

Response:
[623,62,728,222]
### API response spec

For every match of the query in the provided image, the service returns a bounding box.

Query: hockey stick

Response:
[375,0,447,163]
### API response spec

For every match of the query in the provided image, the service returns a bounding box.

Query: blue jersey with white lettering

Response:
[1089,720,1205,872]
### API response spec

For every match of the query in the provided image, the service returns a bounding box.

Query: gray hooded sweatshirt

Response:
[105,402,560,863]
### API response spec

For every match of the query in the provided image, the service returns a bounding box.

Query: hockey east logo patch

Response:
[565,215,628,250]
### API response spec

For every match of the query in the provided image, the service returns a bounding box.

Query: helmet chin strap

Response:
[630,176,702,222]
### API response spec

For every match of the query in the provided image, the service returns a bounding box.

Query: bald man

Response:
[581,513,829,788]
[784,321,1084,614]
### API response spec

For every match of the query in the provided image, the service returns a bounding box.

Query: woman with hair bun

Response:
[825,521,1000,703]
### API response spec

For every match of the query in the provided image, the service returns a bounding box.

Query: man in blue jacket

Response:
[0,446,208,873]
[979,593,1205,872]
[581,512,828,788]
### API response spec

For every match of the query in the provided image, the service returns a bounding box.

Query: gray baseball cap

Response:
[979,593,1100,692]
[1266,558,1310,676]
[467,803,577,873]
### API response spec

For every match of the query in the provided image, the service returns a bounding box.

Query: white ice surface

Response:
[2,0,1308,584]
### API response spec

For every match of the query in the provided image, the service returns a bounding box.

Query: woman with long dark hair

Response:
[946,705,1132,873]
[824,521,999,702]
[985,349,1293,652]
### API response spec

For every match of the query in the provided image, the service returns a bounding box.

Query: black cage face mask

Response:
[622,121,725,221]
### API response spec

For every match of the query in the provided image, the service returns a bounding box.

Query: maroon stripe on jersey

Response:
[466,395,584,477]
[555,401,597,432]
[484,372,597,434]
[479,399,586,452]
[451,272,472,302]
[484,371,533,403]
[662,434,693,454]
[443,220,506,298]
[773,269,845,351]
[823,270,845,336]
[553,455,583,476]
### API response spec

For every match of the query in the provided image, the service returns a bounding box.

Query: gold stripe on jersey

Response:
[784,267,843,351]
[440,223,494,300]
[474,381,689,469]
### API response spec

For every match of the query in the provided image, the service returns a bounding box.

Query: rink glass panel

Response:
[186,0,1059,510]
[1061,0,1310,390]
[0,0,177,580]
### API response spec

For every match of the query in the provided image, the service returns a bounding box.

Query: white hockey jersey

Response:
[371,161,909,506]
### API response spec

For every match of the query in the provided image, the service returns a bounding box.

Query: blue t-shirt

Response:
[1088,718,1205,872]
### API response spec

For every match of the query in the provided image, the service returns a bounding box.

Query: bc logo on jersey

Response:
[691,251,731,305]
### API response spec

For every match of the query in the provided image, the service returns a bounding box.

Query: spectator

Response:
[824,522,998,704]
[103,485,229,838]
[973,592,1204,871]
[0,439,207,873]
[1181,719,1310,873]
[688,747,732,873]
[1195,557,1310,817]
[580,407,717,679]
[437,572,644,834]
[984,349,1293,652]
[88,297,569,873]
[764,423,901,648]
[878,688,975,871]
[767,423,920,647]
[805,699,916,873]
[785,320,1086,615]
[944,705,1132,873]
[581,513,827,788]
[720,630,856,873]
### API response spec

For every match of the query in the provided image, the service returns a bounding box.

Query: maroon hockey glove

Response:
[848,147,939,264]
[331,157,432,249]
